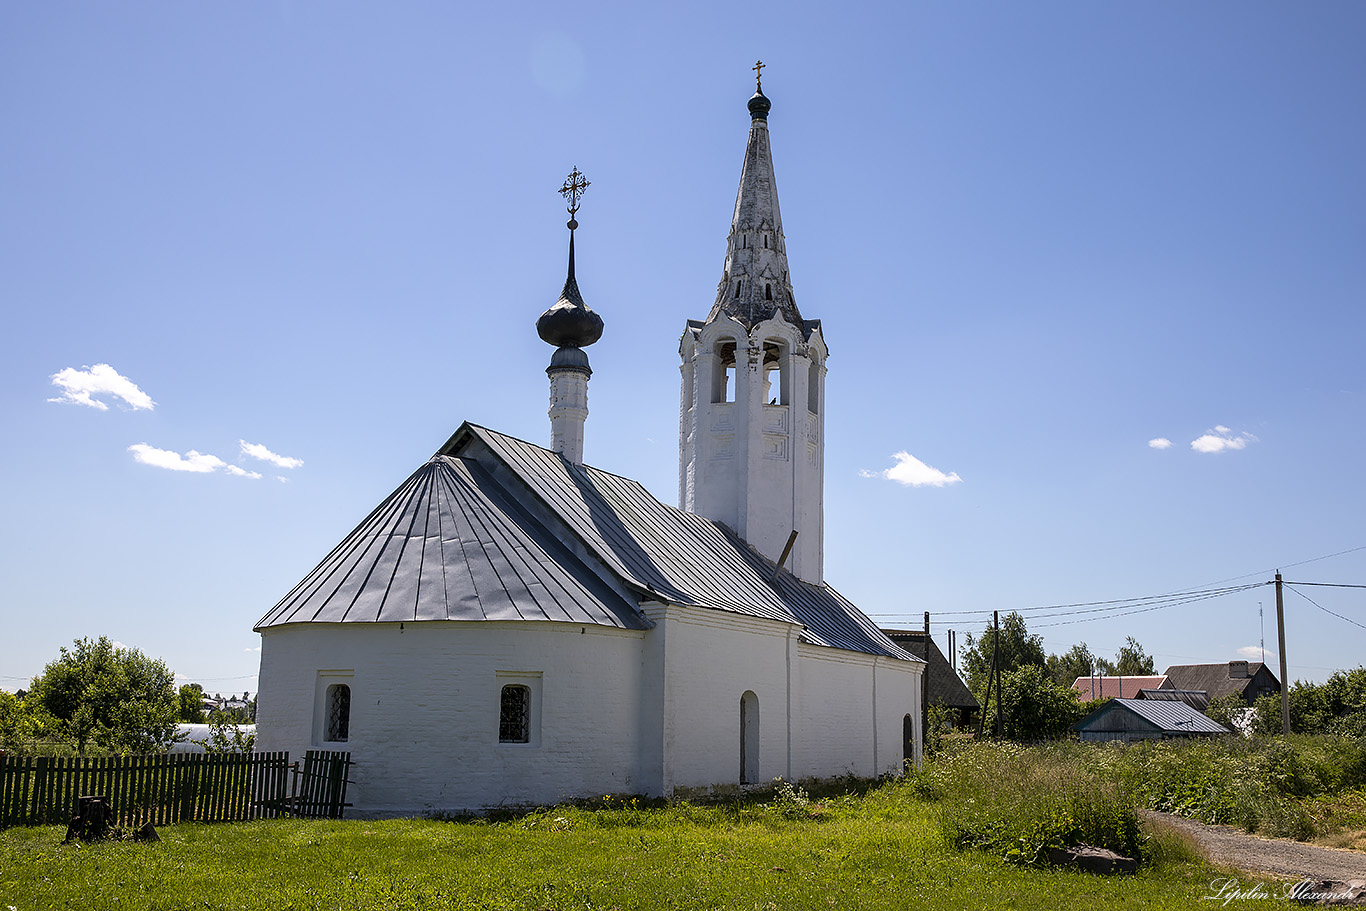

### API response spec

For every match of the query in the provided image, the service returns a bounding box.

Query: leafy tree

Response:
[204,716,255,754]
[960,612,1047,703]
[1113,637,1155,675]
[0,690,37,750]
[26,637,179,755]
[1204,692,1250,732]
[178,683,207,723]
[1251,666,1366,735]
[1046,643,1099,687]
[998,665,1084,741]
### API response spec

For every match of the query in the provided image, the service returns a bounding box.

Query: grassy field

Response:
[0,781,1300,911]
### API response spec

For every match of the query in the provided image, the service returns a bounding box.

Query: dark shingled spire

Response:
[704,82,803,330]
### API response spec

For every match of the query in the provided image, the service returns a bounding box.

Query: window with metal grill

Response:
[499,684,530,743]
[326,684,350,742]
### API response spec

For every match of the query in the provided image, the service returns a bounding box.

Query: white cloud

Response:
[1191,427,1257,454]
[128,443,226,473]
[240,440,303,469]
[1148,438,1172,450]
[49,364,155,411]
[861,451,962,488]
[276,476,289,483]
[225,465,263,480]
[243,645,261,653]
[1237,645,1275,664]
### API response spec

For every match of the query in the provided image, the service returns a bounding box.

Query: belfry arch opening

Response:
[711,339,738,404]
[761,339,790,407]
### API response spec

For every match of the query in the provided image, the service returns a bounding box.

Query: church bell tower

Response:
[679,69,827,583]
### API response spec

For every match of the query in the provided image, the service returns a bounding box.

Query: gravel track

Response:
[1142,810,1366,882]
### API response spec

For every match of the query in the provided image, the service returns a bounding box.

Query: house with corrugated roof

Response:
[254,81,925,816]
[1071,674,1173,701]
[1163,661,1280,706]
[1072,698,1231,742]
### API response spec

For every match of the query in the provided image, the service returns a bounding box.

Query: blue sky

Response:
[3,2,1363,695]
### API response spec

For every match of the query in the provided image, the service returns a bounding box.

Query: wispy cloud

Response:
[128,444,226,473]
[240,440,303,469]
[1237,645,1274,664]
[49,364,155,411]
[1148,438,1172,450]
[861,451,962,488]
[1191,426,1257,454]
[128,444,264,479]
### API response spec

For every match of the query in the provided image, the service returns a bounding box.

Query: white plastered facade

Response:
[256,608,921,816]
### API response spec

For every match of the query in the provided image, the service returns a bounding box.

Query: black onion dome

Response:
[537,232,604,348]
[748,90,771,120]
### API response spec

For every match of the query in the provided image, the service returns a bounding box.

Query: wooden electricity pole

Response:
[1275,572,1290,735]
[993,610,1003,738]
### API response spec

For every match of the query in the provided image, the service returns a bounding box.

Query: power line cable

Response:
[1285,584,1366,632]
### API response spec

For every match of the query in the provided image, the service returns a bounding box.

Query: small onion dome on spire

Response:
[747,90,770,121]
[537,168,604,350]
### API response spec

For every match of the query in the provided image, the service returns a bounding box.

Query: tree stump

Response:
[63,796,112,843]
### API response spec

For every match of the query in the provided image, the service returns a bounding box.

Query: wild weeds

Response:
[927,741,1144,865]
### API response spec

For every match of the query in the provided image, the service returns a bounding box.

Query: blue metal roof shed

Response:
[1072,698,1231,742]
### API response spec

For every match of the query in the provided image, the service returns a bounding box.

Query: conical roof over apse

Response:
[255,451,644,629]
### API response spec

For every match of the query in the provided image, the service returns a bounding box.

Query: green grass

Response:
[0,780,1292,911]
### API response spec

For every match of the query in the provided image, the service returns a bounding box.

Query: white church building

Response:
[254,80,925,816]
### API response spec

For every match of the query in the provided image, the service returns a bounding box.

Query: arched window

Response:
[326,684,350,742]
[499,684,530,743]
[903,714,914,765]
[762,340,789,406]
[740,690,759,784]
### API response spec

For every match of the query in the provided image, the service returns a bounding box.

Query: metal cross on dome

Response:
[753,59,765,92]
[559,167,590,216]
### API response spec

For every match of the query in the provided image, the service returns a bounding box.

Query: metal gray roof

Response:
[256,454,645,630]
[449,424,917,661]
[260,422,917,663]
[1074,698,1230,735]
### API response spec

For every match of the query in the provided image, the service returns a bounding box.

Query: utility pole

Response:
[922,611,930,757]
[1275,572,1289,735]
[993,610,1003,738]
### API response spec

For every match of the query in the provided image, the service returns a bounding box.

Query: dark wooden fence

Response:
[0,751,351,828]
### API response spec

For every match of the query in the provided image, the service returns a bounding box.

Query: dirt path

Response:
[1142,810,1366,882]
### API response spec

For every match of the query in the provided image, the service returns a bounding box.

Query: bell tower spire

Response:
[679,73,828,583]
[537,167,603,464]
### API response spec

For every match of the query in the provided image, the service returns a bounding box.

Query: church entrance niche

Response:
[711,339,738,404]
[761,340,789,406]
[740,690,759,784]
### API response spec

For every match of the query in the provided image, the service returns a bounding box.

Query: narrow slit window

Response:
[763,235,768,248]
[734,280,741,299]
[765,283,772,300]
[499,684,530,743]
[326,684,350,742]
